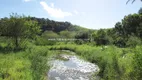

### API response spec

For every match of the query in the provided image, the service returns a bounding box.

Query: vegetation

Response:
[0,43,50,80]
[0,7,142,80]
[0,13,40,50]
[126,0,142,4]
[49,43,142,80]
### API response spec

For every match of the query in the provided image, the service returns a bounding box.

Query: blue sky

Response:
[0,0,141,29]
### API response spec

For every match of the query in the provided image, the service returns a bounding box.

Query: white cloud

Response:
[73,10,79,15]
[23,0,31,2]
[50,3,54,8]
[40,1,72,18]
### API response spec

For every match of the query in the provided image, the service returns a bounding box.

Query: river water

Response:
[48,50,100,80]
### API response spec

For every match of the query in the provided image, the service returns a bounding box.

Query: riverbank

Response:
[49,44,135,80]
[48,50,100,80]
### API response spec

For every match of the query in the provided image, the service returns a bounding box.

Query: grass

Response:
[0,52,32,80]
[0,43,50,80]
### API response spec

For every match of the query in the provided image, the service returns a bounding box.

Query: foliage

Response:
[30,17,88,33]
[74,31,90,44]
[75,32,89,40]
[106,13,142,47]
[1,9,142,80]
[92,29,109,45]
[122,14,142,37]
[0,52,32,80]
[126,0,142,4]
[35,36,56,45]
[138,7,142,14]
[0,13,40,49]
[126,35,141,47]
[59,30,76,38]
[42,31,59,39]
[133,46,142,79]
[74,39,84,45]
[0,44,50,80]
[28,46,49,80]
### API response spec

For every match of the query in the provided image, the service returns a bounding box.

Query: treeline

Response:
[0,16,87,33]
[0,13,91,48]
[30,17,88,33]
[1,8,142,48]
[91,8,142,47]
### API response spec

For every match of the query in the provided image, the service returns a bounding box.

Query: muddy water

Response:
[48,50,100,80]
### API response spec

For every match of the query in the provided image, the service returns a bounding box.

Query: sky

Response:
[0,0,141,29]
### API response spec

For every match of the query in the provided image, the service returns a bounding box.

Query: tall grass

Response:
[0,43,50,80]
[28,46,50,80]
[0,52,32,80]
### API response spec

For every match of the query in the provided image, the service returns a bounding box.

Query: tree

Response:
[122,14,142,37]
[75,32,89,40]
[75,32,89,44]
[138,7,142,14]
[60,30,76,38]
[126,35,141,47]
[42,31,59,39]
[112,14,142,47]
[114,22,124,36]
[93,29,109,45]
[0,13,40,49]
[126,0,142,4]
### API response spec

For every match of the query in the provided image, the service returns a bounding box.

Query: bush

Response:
[132,46,142,79]
[35,37,56,45]
[74,40,84,45]
[126,35,141,47]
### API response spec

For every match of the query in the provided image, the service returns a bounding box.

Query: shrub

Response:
[126,35,141,47]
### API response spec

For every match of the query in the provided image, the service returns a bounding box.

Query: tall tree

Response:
[0,13,40,49]
[115,22,124,36]
[138,7,142,14]
[122,14,142,37]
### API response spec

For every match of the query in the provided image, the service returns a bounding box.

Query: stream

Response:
[48,50,100,80]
